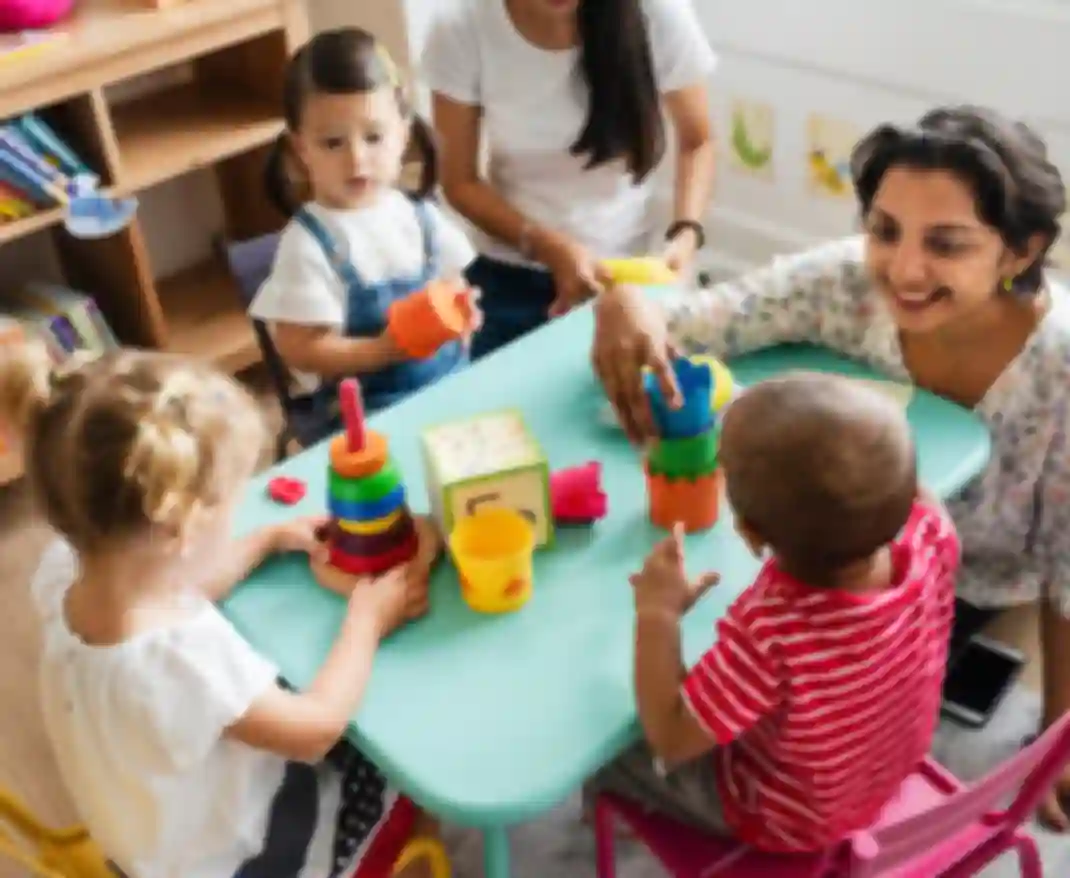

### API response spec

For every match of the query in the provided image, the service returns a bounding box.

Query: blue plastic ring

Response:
[328,483,407,521]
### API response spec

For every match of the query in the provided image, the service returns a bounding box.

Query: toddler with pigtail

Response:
[250,28,480,432]
[1,341,444,878]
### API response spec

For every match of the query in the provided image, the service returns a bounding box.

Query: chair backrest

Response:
[845,710,1070,877]
[222,233,295,408]
[0,787,114,878]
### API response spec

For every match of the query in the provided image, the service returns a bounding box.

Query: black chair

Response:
[222,233,339,460]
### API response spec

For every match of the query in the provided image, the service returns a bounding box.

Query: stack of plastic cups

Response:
[325,379,418,575]
[643,357,726,533]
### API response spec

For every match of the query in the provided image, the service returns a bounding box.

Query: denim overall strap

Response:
[294,208,365,290]
[410,196,439,280]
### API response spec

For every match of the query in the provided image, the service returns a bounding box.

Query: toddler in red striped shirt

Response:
[586,372,961,852]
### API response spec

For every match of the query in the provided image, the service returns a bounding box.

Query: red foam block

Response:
[550,461,608,523]
[267,476,307,505]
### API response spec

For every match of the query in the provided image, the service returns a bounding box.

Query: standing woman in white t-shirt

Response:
[422,0,717,358]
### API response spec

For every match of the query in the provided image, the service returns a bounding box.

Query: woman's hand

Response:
[662,228,701,278]
[534,229,606,318]
[591,284,681,442]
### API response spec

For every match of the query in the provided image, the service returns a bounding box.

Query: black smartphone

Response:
[941,635,1025,729]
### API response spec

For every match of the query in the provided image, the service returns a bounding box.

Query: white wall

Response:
[402,0,1070,276]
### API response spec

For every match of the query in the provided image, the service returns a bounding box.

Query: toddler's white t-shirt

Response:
[30,541,340,878]
[248,190,476,395]
[420,0,717,265]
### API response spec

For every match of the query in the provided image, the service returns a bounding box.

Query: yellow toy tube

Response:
[600,257,677,286]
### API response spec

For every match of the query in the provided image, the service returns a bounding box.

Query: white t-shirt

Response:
[248,190,477,394]
[30,541,341,878]
[420,0,717,265]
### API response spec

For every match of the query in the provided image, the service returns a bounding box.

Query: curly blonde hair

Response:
[0,342,265,550]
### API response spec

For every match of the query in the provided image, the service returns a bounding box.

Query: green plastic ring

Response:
[647,429,719,479]
[329,458,402,503]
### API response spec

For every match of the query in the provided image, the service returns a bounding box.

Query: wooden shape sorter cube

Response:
[421,410,554,548]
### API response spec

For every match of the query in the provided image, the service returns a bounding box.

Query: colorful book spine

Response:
[0,304,66,364]
[0,127,63,203]
[18,282,119,356]
[0,150,51,206]
[16,113,89,179]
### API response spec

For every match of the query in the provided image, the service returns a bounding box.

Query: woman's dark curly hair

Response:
[850,105,1066,296]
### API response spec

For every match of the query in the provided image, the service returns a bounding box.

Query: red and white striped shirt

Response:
[681,501,960,852]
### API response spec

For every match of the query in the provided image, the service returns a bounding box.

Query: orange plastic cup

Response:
[645,466,722,533]
[449,508,535,614]
[387,280,475,359]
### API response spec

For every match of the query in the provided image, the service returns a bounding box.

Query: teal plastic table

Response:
[223,310,991,878]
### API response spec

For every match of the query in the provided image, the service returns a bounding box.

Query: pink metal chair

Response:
[595,710,1070,877]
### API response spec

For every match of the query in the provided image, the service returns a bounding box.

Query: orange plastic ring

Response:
[329,430,389,478]
[645,466,722,533]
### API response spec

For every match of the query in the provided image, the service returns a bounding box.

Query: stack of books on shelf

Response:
[0,111,94,225]
[0,282,118,365]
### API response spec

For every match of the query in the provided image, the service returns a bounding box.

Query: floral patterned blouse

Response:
[664,235,1070,614]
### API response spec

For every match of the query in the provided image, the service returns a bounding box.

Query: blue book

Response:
[16,113,90,178]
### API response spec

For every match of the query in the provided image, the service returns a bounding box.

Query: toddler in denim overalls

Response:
[295,196,468,416]
[248,27,478,450]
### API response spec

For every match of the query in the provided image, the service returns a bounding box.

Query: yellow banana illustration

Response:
[730,109,772,169]
[809,150,847,194]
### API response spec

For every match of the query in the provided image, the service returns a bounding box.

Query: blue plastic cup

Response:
[644,357,714,438]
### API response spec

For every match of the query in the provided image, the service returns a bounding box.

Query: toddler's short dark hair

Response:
[719,372,918,586]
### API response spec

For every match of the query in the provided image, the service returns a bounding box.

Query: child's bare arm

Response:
[225,609,383,763]
[224,521,440,763]
[635,612,719,768]
[273,322,402,379]
[196,528,277,603]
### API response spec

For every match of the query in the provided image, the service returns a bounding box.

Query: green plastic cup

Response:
[647,428,719,479]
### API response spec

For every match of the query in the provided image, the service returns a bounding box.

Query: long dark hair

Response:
[850,106,1066,296]
[264,28,438,216]
[571,0,665,183]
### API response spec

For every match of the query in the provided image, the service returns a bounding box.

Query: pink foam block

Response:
[551,461,608,523]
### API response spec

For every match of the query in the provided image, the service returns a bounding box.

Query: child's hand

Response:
[270,516,330,565]
[629,524,720,620]
[348,566,429,639]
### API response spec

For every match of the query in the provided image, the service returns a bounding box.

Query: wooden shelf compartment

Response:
[0,91,120,247]
[0,0,302,121]
[107,28,289,193]
[156,256,260,373]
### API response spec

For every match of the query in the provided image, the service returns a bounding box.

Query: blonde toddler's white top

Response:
[249,190,477,394]
[664,236,1070,613]
[421,0,717,265]
[30,540,340,878]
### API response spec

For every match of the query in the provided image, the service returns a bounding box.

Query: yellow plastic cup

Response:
[449,508,535,614]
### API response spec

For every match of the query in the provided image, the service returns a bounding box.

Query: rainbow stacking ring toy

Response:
[643,355,732,533]
[321,379,418,579]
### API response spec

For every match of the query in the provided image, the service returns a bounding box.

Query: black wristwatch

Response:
[666,220,706,250]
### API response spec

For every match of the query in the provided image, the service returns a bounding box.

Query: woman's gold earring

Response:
[1003,277,1015,292]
